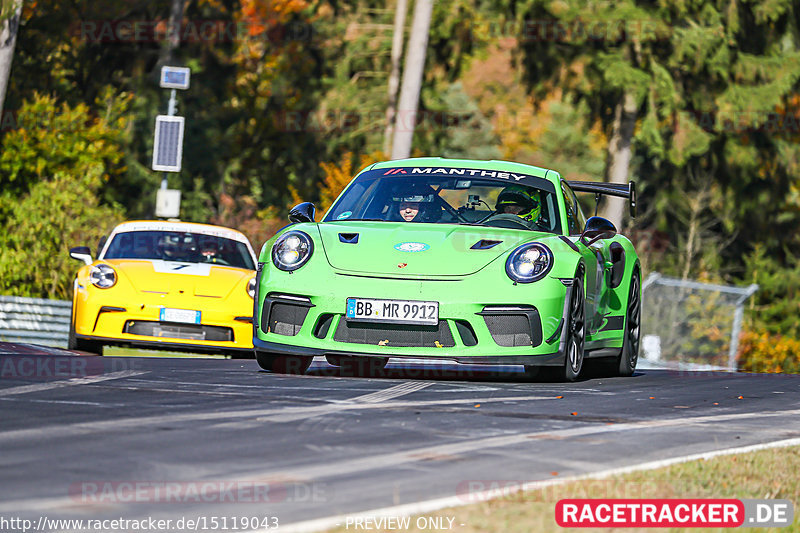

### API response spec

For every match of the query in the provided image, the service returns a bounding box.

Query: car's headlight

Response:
[247,277,256,298]
[89,264,117,289]
[505,243,553,283]
[271,231,313,271]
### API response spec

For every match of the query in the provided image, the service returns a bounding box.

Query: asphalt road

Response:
[1,343,799,531]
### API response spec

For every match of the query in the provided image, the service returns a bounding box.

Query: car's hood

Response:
[316,222,552,277]
[103,259,252,298]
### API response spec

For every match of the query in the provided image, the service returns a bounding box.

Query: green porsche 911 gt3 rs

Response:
[253,158,640,381]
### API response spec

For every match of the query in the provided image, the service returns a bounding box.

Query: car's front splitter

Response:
[74,333,254,356]
[253,337,565,366]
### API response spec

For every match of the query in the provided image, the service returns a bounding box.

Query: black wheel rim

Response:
[626,273,641,368]
[568,280,585,374]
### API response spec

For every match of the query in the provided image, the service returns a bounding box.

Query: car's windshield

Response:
[103,230,255,270]
[324,168,561,233]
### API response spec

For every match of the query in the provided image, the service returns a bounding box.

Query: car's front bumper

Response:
[73,291,254,352]
[254,271,572,366]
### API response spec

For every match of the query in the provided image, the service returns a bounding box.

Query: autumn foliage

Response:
[738,330,800,374]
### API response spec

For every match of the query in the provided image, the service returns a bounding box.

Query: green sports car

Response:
[253,158,640,381]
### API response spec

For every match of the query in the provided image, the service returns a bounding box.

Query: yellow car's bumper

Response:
[72,261,255,354]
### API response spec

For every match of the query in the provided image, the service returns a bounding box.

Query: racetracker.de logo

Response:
[555,498,794,528]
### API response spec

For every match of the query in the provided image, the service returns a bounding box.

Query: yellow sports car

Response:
[68,220,257,356]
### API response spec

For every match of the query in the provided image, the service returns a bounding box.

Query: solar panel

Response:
[160,66,191,90]
[152,115,185,172]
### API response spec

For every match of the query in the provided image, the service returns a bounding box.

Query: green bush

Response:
[0,91,128,299]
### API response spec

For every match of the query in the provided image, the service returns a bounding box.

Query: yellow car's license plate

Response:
[160,307,201,324]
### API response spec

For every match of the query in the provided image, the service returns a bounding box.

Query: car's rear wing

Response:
[566,180,637,218]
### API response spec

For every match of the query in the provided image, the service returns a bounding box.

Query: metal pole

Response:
[390,0,433,160]
[160,89,178,191]
[168,89,177,116]
[727,284,759,371]
[727,305,745,372]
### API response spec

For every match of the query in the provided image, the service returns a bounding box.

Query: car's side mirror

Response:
[70,246,93,265]
[581,216,617,246]
[289,202,316,224]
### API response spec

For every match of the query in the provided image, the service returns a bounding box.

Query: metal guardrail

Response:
[0,295,71,347]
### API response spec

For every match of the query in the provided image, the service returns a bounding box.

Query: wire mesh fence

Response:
[640,273,758,371]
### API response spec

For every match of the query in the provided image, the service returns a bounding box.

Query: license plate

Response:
[160,307,201,324]
[346,298,438,325]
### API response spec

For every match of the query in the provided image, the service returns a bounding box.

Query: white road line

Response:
[0,370,148,397]
[350,382,433,404]
[259,382,434,422]
[0,394,555,443]
[234,408,800,484]
[276,437,800,533]
[1,410,799,515]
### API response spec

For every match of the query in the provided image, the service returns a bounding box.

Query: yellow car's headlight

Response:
[89,264,117,289]
[247,277,256,298]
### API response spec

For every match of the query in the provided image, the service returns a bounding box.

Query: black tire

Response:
[256,352,313,374]
[616,268,641,377]
[67,320,104,355]
[526,273,585,382]
[326,355,388,377]
[560,273,586,382]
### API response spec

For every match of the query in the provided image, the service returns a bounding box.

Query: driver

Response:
[495,185,542,225]
[391,183,439,222]
[157,234,196,262]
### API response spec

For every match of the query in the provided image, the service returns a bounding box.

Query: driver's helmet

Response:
[496,185,542,222]
[391,182,436,205]
[390,182,438,221]
[157,233,196,261]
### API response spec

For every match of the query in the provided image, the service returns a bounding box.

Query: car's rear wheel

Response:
[326,355,388,376]
[256,352,313,374]
[615,268,641,377]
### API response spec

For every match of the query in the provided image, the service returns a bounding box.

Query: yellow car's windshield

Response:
[103,230,255,270]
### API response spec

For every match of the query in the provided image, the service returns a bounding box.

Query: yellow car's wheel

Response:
[68,320,104,355]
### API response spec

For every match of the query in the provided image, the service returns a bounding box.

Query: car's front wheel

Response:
[561,274,586,382]
[67,320,104,355]
[256,352,313,374]
[526,272,585,382]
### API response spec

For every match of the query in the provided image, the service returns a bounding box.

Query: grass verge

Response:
[329,445,799,533]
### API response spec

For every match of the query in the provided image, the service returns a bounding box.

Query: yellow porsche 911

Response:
[68,220,257,356]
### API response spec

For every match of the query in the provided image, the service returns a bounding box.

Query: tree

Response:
[504,0,800,279]
[0,91,129,298]
[0,0,23,117]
